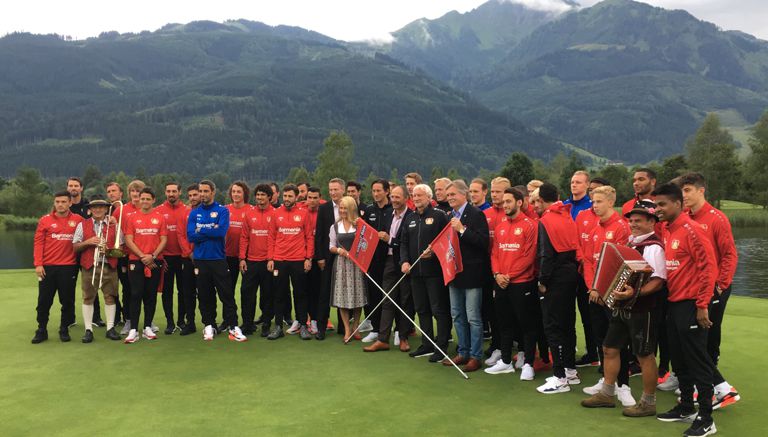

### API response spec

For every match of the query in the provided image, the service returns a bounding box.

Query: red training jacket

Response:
[34,211,83,266]
[239,205,274,262]
[688,202,738,290]
[491,213,538,283]
[268,205,314,261]
[583,212,631,289]
[225,203,252,258]
[125,209,167,261]
[484,205,505,249]
[663,214,716,309]
[540,202,580,254]
[155,200,190,257]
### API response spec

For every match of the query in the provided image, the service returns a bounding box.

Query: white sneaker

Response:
[309,320,319,335]
[537,376,570,394]
[358,319,373,333]
[485,360,515,375]
[124,329,139,344]
[142,327,157,340]
[120,320,131,336]
[617,384,636,407]
[583,377,605,395]
[520,364,535,381]
[394,331,400,346]
[150,323,159,333]
[484,349,502,366]
[658,372,679,391]
[566,368,581,385]
[362,332,379,343]
[228,326,247,342]
[286,320,301,334]
[203,325,215,341]
[514,352,525,369]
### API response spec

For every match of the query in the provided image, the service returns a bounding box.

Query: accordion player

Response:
[592,242,654,310]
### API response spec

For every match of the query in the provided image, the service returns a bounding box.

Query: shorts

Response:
[603,310,657,357]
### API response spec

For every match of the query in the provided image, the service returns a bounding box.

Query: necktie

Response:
[453,210,461,219]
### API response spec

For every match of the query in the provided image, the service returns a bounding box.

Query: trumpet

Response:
[106,200,127,258]
[92,215,110,288]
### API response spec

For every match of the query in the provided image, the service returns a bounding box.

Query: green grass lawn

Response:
[1,269,765,436]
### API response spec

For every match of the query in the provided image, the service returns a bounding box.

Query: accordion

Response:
[592,242,654,310]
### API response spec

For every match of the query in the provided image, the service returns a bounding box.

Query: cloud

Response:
[498,0,576,14]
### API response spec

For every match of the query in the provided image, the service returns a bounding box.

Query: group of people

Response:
[32,168,738,437]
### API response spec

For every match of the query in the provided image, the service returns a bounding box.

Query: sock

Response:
[641,393,656,405]
[601,383,616,396]
[105,304,116,330]
[714,381,732,394]
[82,304,94,331]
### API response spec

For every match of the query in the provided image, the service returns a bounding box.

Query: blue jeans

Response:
[449,286,483,360]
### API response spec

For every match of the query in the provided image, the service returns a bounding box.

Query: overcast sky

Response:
[1,0,765,42]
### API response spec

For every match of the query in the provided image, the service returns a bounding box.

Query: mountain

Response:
[383,0,768,163]
[383,0,576,85]
[0,20,564,179]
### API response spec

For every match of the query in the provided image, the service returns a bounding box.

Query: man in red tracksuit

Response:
[155,182,191,335]
[680,172,740,409]
[653,183,718,437]
[487,188,539,379]
[482,176,510,359]
[32,191,84,343]
[223,181,252,332]
[239,183,275,337]
[266,184,314,340]
[582,186,634,405]
[534,183,582,394]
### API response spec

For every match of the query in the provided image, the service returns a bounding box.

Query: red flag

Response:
[347,218,380,273]
[431,223,463,285]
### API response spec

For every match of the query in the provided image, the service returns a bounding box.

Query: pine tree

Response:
[686,113,741,207]
[313,131,359,197]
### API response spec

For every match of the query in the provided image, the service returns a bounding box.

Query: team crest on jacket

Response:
[671,240,680,250]
[514,227,523,235]
[151,218,159,225]
[68,221,76,227]
[701,223,708,230]
[294,215,301,222]
[499,229,505,236]
[210,212,218,218]
[266,216,271,222]
[606,231,614,240]
[425,218,434,225]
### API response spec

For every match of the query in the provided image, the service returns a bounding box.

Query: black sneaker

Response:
[428,352,444,363]
[683,416,716,437]
[31,329,48,344]
[267,325,284,340]
[82,329,94,343]
[164,323,176,335]
[59,329,71,342]
[261,323,271,338]
[106,327,121,340]
[575,353,599,367]
[180,324,197,336]
[93,319,107,328]
[408,345,434,358]
[177,320,187,331]
[242,324,255,336]
[657,404,697,423]
[315,331,326,341]
[217,322,228,334]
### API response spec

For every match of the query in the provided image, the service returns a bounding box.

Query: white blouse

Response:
[329,221,356,250]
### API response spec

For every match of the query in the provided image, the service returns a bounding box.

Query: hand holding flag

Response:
[431,223,463,285]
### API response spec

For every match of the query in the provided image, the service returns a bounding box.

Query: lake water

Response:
[1,228,766,297]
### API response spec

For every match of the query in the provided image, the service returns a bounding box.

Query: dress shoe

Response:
[399,338,410,352]
[59,329,71,342]
[260,323,271,338]
[180,324,197,336]
[443,355,469,366]
[363,341,390,352]
[463,358,482,372]
[31,329,48,344]
[93,319,107,328]
[82,329,94,343]
[315,331,326,341]
[429,352,445,363]
[105,327,121,340]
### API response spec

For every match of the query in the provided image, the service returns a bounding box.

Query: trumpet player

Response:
[72,196,121,342]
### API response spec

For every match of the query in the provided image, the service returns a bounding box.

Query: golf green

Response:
[1,269,764,436]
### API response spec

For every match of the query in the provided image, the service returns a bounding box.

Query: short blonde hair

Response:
[127,180,145,193]
[572,170,590,182]
[527,179,543,190]
[338,196,359,223]
[529,188,540,202]
[491,177,511,189]
[591,185,616,204]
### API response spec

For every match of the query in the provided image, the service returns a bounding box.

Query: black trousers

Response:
[667,299,715,417]
[196,259,238,328]
[306,260,322,322]
[708,287,731,386]
[226,256,241,317]
[181,257,197,326]
[590,302,630,386]
[540,267,579,378]
[364,257,385,334]
[240,260,273,328]
[483,283,501,350]
[495,281,540,365]
[274,261,307,325]
[410,275,451,351]
[317,256,336,335]
[378,256,413,343]
[577,278,598,359]
[655,288,671,375]
[161,255,184,325]
[117,257,131,322]
[127,261,161,329]
[36,265,78,331]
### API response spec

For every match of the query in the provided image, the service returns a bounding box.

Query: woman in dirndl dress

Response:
[329,196,368,342]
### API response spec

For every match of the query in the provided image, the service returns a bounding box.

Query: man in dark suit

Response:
[314,178,345,340]
[360,179,393,343]
[364,185,413,352]
[443,180,490,372]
